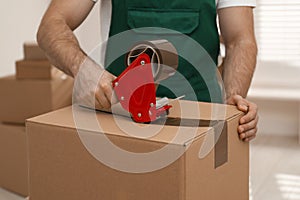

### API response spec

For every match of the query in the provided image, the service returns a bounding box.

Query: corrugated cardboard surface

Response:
[28,123,187,200]
[0,73,73,124]
[16,60,52,79]
[23,43,47,60]
[27,102,247,200]
[185,114,249,200]
[0,123,28,197]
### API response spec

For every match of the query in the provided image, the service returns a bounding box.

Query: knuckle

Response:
[103,84,111,94]
[99,83,105,90]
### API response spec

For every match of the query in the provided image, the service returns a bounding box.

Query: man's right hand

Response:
[73,57,118,111]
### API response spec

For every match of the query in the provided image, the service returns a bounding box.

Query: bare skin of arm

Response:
[37,0,116,109]
[218,7,259,141]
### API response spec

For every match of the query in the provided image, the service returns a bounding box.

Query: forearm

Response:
[37,13,86,77]
[222,39,257,99]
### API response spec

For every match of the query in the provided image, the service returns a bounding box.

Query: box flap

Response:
[27,106,213,146]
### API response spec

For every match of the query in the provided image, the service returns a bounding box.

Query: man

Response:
[37,0,258,142]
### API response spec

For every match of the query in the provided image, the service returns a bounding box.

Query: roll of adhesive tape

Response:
[126,40,178,82]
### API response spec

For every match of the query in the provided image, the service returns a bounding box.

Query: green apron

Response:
[105,0,222,103]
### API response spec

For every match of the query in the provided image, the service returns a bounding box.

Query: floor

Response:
[1,135,300,200]
[250,135,300,200]
[0,188,25,200]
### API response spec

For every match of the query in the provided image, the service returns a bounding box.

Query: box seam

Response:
[226,112,244,122]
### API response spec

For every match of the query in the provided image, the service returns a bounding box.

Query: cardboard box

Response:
[23,42,47,60]
[0,73,73,124]
[0,123,28,197]
[16,60,53,80]
[26,101,249,200]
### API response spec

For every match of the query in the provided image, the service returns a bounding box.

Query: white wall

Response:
[0,1,101,77]
[75,3,101,54]
[248,59,300,138]
[0,0,50,76]
[247,98,299,137]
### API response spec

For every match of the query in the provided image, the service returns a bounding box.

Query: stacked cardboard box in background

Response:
[16,42,52,80]
[0,124,28,197]
[0,42,74,197]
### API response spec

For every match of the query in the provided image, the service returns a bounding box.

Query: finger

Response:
[240,103,258,124]
[95,89,111,109]
[239,127,257,140]
[102,82,116,106]
[93,88,105,110]
[77,91,102,110]
[100,72,117,106]
[239,115,258,133]
[244,134,256,142]
[94,98,104,110]
[244,135,256,142]
[236,98,249,113]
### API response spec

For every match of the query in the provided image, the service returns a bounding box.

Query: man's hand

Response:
[218,7,258,141]
[73,57,118,111]
[227,95,258,142]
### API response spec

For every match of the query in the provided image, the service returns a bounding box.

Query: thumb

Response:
[237,101,249,112]
[227,95,248,112]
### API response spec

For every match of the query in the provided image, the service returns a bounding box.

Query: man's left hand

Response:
[227,95,258,142]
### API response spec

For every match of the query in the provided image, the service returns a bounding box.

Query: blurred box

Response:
[23,42,47,60]
[16,60,53,80]
[26,101,249,200]
[0,72,73,124]
[0,123,28,197]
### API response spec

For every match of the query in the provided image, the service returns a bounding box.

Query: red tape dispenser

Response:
[112,40,178,123]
